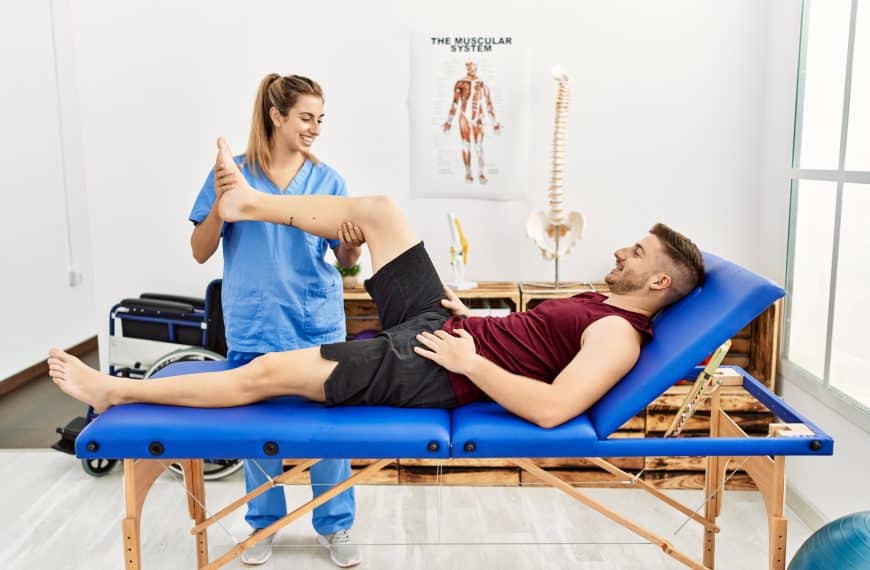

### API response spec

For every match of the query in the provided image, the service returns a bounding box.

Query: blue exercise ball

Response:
[789,511,870,570]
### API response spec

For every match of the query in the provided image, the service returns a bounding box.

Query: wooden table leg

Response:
[178,460,209,568]
[122,459,170,570]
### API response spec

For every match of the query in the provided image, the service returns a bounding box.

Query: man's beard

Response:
[605,270,647,294]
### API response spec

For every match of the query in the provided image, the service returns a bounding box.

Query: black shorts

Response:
[321,242,459,408]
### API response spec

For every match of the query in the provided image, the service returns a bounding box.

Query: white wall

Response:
[0,0,95,381]
[63,0,770,370]
[5,0,862,530]
[759,0,870,526]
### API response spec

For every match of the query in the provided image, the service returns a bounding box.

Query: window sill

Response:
[779,359,870,434]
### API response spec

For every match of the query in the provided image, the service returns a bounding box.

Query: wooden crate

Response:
[646,386,773,435]
[281,459,399,485]
[398,459,521,486]
[520,431,645,488]
[644,471,756,490]
[519,281,609,311]
[343,281,520,338]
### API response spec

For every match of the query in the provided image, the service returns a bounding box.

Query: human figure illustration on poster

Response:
[442,61,503,184]
[410,34,527,200]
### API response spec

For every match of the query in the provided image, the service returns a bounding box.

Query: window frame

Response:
[784,0,870,431]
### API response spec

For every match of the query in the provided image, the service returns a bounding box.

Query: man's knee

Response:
[243,352,282,389]
[243,351,304,400]
[354,195,402,226]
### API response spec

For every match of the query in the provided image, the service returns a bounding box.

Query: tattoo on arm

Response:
[286,216,294,227]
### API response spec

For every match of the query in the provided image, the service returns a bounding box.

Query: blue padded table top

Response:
[76,253,810,461]
[452,399,833,459]
[77,362,833,461]
[76,361,452,460]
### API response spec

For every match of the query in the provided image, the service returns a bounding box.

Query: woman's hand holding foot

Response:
[214,137,259,222]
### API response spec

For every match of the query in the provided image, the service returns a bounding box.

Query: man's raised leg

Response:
[215,138,417,273]
[48,347,335,412]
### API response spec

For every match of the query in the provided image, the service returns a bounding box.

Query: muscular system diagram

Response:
[442,61,503,184]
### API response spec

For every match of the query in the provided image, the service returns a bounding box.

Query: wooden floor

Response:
[0,351,98,448]
[0,450,811,569]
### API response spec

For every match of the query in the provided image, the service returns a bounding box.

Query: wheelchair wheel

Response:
[144,347,226,378]
[143,348,244,481]
[82,458,118,477]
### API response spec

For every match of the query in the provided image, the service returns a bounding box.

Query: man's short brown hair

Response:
[649,223,705,302]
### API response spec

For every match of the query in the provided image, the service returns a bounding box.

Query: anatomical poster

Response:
[410,33,529,200]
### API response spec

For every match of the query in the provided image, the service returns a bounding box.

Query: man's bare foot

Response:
[215,137,259,222]
[215,136,238,173]
[465,173,474,184]
[47,348,115,413]
[479,173,488,185]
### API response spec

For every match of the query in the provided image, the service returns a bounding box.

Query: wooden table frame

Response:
[119,375,805,570]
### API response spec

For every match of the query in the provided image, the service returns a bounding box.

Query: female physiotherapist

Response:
[189,74,363,568]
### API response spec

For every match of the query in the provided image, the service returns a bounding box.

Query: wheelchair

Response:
[52,279,244,481]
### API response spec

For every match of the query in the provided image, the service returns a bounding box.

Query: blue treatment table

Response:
[77,254,833,570]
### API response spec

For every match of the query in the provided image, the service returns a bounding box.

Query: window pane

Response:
[787,180,837,377]
[829,184,870,407]
[797,0,851,169]
[846,0,870,170]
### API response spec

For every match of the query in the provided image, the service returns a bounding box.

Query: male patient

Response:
[49,138,704,429]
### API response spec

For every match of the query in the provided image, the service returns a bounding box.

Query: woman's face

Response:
[272,94,324,153]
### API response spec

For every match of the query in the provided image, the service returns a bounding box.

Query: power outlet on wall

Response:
[68,269,83,287]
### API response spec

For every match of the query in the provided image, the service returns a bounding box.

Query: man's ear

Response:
[650,273,672,291]
[269,106,282,128]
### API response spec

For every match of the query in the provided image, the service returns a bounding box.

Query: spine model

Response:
[526,66,584,268]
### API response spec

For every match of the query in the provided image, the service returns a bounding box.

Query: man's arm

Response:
[415,315,641,428]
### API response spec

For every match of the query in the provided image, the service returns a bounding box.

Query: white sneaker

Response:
[318,529,361,567]
[240,530,274,565]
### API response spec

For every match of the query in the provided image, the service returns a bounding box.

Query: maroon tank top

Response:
[442,292,653,405]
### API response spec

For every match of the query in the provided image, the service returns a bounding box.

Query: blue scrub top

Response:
[189,156,347,353]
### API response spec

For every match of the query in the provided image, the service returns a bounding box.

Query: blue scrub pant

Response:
[229,351,355,535]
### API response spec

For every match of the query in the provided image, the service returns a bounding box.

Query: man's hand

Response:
[337,221,365,247]
[442,121,452,132]
[493,123,502,134]
[441,285,471,318]
[414,329,479,375]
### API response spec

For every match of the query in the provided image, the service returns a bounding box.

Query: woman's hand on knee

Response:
[337,221,365,246]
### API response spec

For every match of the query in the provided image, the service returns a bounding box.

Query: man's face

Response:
[465,61,478,76]
[604,234,665,294]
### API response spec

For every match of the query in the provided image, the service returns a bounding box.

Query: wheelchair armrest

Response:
[140,293,205,309]
[120,298,197,313]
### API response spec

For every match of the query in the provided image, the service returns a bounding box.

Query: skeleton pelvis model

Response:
[527,66,584,261]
